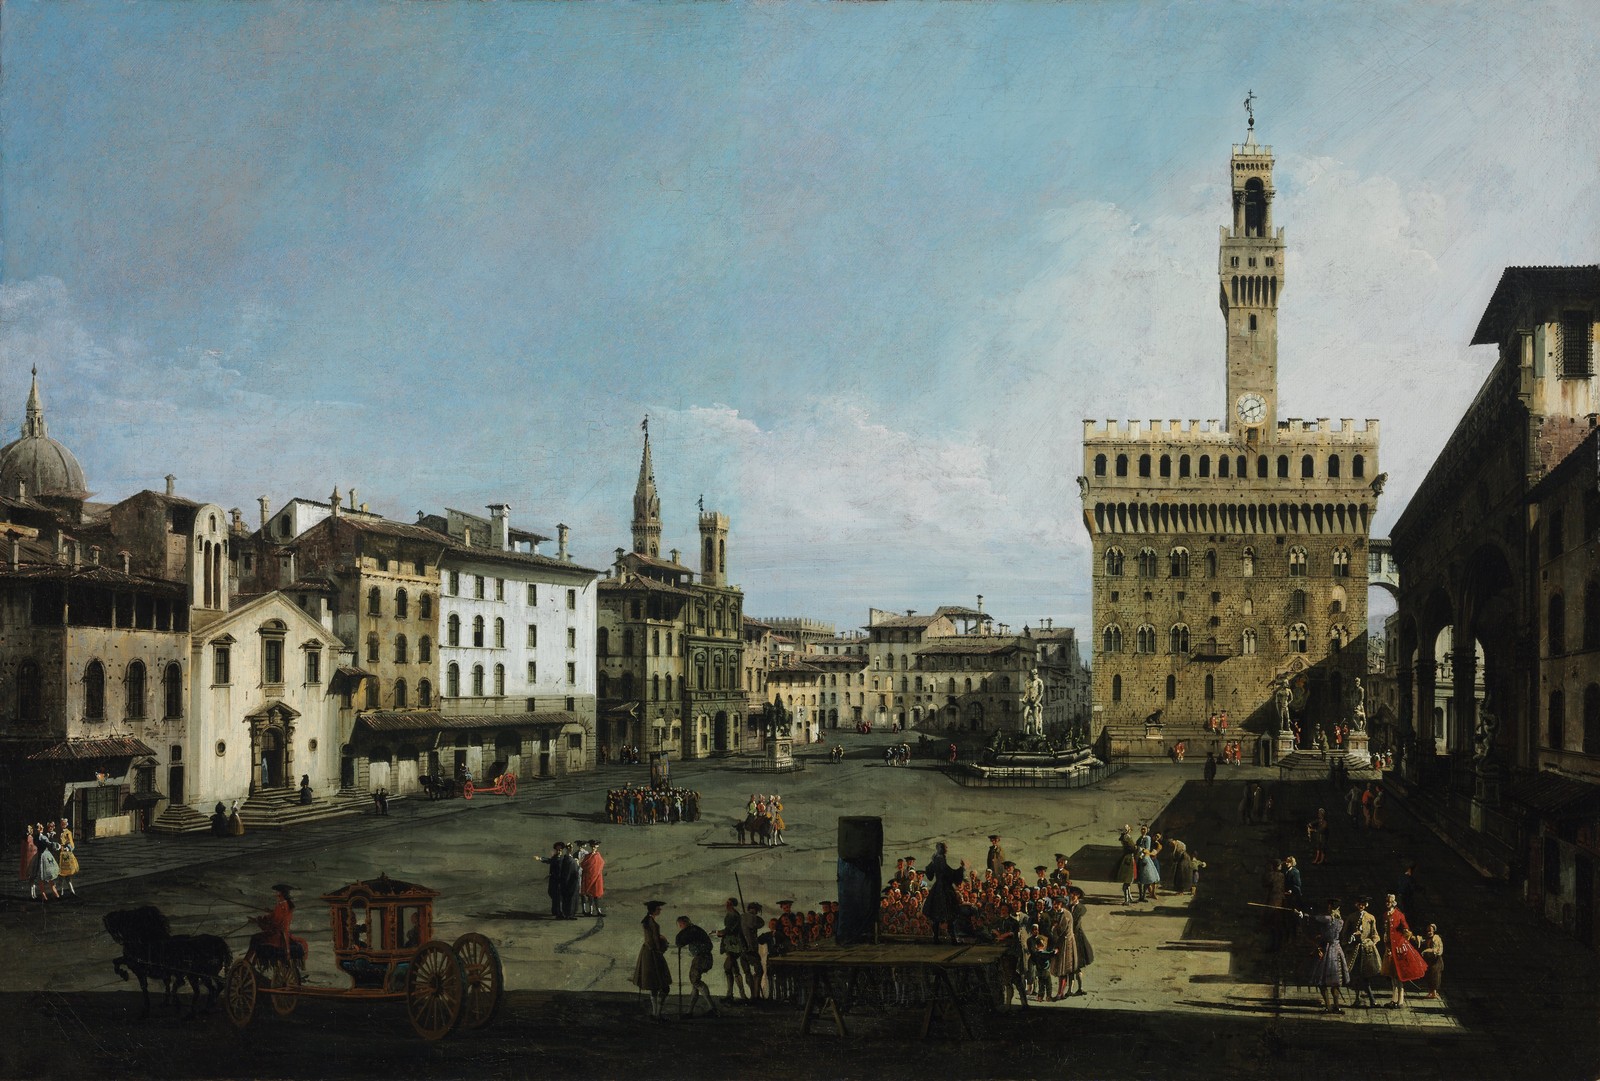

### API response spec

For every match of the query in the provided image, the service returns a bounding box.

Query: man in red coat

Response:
[1380,892,1427,1007]
[580,840,605,917]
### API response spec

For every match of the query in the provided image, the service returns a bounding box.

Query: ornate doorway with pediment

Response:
[245,701,301,794]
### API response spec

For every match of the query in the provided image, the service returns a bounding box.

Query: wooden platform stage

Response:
[764,942,1005,1039]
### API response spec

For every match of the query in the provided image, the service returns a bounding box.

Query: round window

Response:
[215,740,227,757]
[308,738,319,752]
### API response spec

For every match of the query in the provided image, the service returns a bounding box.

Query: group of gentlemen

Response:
[16,819,78,901]
[534,839,606,918]
[743,794,787,845]
[1114,824,1204,905]
[1269,881,1444,1011]
[604,785,702,825]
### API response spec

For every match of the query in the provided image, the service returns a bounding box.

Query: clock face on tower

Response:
[1236,392,1266,424]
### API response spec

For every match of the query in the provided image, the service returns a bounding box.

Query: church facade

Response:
[1080,119,1382,755]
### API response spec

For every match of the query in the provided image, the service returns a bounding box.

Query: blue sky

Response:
[2,1,1596,632]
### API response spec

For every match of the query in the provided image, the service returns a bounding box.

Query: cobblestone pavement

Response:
[2,732,1595,1080]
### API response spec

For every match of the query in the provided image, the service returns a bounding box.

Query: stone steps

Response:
[236,790,372,829]
[149,802,212,835]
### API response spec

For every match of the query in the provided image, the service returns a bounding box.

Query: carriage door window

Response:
[398,905,425,949]
[350,898,370,951]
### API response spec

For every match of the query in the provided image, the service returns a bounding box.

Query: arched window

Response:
[1219,455,1230,478]
[1276,455,1289,478]
[447,663,460,698]
[1301,454,1315,479]
[1288,546,1308,577]
[419,636,432,663]
[1199,455,1211,478]
[1586,684,1600,754]
[1169,547,1189,578]
[448,614,461,647]
[471,664,485,696]
[393,679,408,709]
[1330,625,1350,652]
[1257,455,1268,478]
[1136,624,1157,654]
[418,679,433,707]
[365,678,379,710]
[366,633,379,663]
[472,616,485,648]
[1332,547,1351,577]
[494,618,505,648]
[84,660,105,721]
[1165,675,1176,700]
[1288,624,1309,653]
[125,660,147,718]
[494,664,505,695]
[1549,593,1567,655]
[164,662,182,719]
[1352,454,1366,479]
[395,588,409,619]
[367,586,382,616]
[1205,674,1214,701]
[1328,454,1341,479]
[1116,454,1128,477]
[1244,176,1266,235]
[622,629,634,657]
[1111,674,1122,702]
[1101,625,1123,654]
[598,628,610,657]
[419,593,433,620]
[947,678,956,694]
[1094,454,1107,477]
[1138,548,1158,578]
[598,672,609,698]
[1205,550,1218,578]
[1242,547,1255,577]
[1289,589,1307,616]
[1159,455,1171,478]
[1169,624,1190,654]
[1179,455,1191,478]
[1242,629,1257,655]
[1549,690,1565,749]
[395,634,408,664]
[665,674,674,699]
[1139,454,1152,478]
[1104,547,1125,576]
[1585,582,1600,650]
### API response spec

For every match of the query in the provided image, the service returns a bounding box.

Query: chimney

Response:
[230,508,243,533]
[463,525,473,547]
[360,503,368,514]
[164,474,175,496]
[349,487,359,513]
[258,496,270,530]
[614,547,626,576]
[89,545,100,565]
[976,594,984,615]
[120,551,131,574]
[557,524,570,561]
[9,538,19,565]
[54,532,65,562]
[17,480,24,499]
[70,541,80,567]
[906,609,914,617]
[487,504,510,551]
[329,487,342,518]
[669,548,680,564]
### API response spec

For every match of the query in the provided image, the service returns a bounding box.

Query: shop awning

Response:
[357,710,578,734]
[1506,770,1600,821]
[27,737,156,762]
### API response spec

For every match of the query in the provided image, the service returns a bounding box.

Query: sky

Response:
[1,1,1596,635]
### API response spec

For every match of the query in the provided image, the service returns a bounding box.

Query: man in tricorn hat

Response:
[987,835,1006,882]
[739,901,765,1000]
[532,842,570,918]
[1050,854,1072,888]
[633,899,671,1021]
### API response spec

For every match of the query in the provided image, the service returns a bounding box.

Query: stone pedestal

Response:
[766,738,794,771]
[1346,731,1369,761]
[1276,732,1295,763]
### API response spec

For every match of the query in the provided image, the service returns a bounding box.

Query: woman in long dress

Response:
[31,823,61,901]
[632,900,671,1021]
[55,819,79,896]
[1135,846,1161,902]
[17,826,37,897]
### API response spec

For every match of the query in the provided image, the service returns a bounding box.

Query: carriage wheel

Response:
[405,940,465,1041]
[502,774,517,797]
[268,960,300,1017]
[223,959,258,1029]
[452,932,504,1030]
[463,781,475,800]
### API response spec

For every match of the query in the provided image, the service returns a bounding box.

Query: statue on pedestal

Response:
[1021,668,1045,736]
[1473,693,1499,766]
[1274,680,1293,733]
[1351,677,1367,733]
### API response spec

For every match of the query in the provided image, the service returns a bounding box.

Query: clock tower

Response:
[1220,93,1285,438]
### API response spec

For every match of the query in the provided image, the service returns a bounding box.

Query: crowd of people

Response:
[604,785,702,825]
[599,743,646,765]
[16,819,79,901]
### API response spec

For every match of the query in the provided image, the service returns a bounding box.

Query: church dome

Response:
[0,369,88,499]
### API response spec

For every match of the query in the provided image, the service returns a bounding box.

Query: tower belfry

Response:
[1219,93,1285,438]
[631,417,662,557]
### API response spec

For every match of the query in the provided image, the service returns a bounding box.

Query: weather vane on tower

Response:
[1243,89,1257,130]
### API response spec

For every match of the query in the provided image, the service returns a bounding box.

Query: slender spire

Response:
[22,366,46,439]
[632,415,662,557]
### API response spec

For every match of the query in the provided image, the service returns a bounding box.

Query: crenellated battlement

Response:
[1083,417,1379,445]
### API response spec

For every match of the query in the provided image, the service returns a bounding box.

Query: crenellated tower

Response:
[1219,97,1286,439]
[632,418,662,557]
[699,509,729,587]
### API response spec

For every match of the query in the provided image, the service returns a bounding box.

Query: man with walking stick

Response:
[676,914,719,1018]
[632,900,671,1022]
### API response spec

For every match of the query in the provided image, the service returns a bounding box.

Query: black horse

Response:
[734,815,775,847]
[418,773,458,800]
[105,906,232,1017]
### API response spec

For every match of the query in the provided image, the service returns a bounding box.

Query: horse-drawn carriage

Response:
[417,773,460,800]
[223,874,502,1040]
[462,772,516,799]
